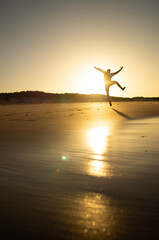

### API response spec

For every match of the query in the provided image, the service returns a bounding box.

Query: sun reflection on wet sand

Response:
[88,160,110,177]
[88,126,109,156]
[76,193,117,238]
[87,125,111,177]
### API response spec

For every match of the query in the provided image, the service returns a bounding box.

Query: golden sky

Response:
[1,0,159,97]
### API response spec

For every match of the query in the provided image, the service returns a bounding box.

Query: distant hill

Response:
[0,91,158,104]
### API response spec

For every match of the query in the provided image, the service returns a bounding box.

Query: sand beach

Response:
[0,102,159,239]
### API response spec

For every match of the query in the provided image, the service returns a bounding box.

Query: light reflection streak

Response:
[88,160,110,177]
[77,193,116,237]
[88,126,109,155]
[87,125,111,177]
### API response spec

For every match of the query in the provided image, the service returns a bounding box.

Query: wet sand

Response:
[0,102,159,239]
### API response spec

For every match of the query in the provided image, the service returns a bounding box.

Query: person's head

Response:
[107,69,111,73]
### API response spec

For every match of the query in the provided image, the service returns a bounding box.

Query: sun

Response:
[75,67,105,94]
[73,65,124,96]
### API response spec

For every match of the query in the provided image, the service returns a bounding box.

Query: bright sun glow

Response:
[74,66,124,96]
[75,67,105,94]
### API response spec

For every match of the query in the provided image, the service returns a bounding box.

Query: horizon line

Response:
[0,90,159,99]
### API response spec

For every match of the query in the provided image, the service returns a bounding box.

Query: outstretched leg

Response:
[111,81,125,90]
[105,86,112,106]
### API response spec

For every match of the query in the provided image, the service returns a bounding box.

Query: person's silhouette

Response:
[94,66,125,106]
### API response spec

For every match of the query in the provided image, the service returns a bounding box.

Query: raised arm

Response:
[94,66,105,73]
[111,66,123,76]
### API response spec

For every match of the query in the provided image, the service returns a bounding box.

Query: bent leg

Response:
[111,81,125,90]
[105,86,112,106]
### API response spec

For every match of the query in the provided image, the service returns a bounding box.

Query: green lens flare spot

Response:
[61,155,67,161]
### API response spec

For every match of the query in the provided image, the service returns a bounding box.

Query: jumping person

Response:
[94,66,125,106]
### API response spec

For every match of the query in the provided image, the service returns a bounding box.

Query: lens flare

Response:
[61,155,67,161]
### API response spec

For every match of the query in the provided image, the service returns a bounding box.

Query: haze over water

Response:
[0,103,159,239]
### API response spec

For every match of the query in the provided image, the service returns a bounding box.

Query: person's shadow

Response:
[112,108,133,120]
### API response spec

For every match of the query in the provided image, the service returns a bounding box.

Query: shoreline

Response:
[0,100,159,106]
[0,102,159,120]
